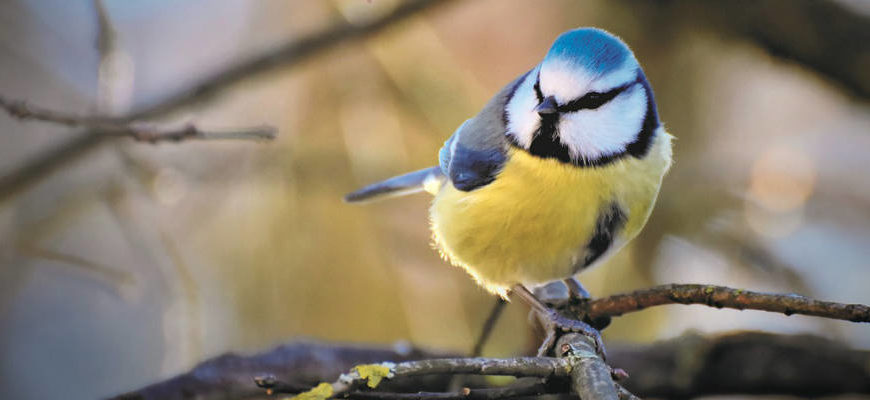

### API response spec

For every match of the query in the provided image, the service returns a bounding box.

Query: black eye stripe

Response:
[559,82,633,112]
[534,74,643,113]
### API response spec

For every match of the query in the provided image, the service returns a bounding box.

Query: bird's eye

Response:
[583,92,606,107]
[560,84,630,112]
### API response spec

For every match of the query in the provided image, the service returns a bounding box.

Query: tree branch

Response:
[556,333,618,400]
[289,334,620,400]
[580,283,870,322]
[131,0,456,120]
[109,342,459,400]
[652,0,870,99]
[0,96,275,143]
[316,357,571,400]
[257,376,558,400]
[609,331,870,398]
[105,283,870,399]
[346,382,551,400]
[0,0,455,203]
[110,331,870,400]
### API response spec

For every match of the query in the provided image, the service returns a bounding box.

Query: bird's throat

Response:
[528,113,573,164]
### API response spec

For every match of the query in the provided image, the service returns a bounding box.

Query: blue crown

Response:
[544,28,630,75]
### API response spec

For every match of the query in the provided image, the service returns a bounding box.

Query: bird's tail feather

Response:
[345,166,445,203]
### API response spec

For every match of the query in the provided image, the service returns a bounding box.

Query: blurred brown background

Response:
[0,1,868,399]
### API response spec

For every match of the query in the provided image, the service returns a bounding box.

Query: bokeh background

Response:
[1,1,868,399]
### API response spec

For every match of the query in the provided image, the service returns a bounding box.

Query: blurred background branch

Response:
[0,95,276,143]
[0,0,455,204]
[647,0,870,100]
[130,0,457,120]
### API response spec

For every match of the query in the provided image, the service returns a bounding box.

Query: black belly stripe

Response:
[582,203,627,268]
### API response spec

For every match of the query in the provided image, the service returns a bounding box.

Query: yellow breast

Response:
[430,132,672,296]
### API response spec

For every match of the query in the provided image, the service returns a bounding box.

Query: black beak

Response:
[534,96,558,115]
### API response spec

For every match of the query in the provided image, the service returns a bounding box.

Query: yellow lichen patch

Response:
[353,363,395,388]
[290,383,333,400]
[704,286,715,295]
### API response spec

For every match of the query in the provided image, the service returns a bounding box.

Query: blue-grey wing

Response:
[439,128,506,191]
[438,122,461,177]
[437,70,527,192]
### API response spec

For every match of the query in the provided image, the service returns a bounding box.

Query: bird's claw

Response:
[536,309,607,360]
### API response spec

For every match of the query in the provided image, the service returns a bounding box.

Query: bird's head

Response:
[505,28,659,166]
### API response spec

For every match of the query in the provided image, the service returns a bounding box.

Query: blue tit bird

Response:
[346,28,672,351]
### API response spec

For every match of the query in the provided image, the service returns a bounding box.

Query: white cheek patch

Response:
[505,67,542,148]
[558,83,646,161]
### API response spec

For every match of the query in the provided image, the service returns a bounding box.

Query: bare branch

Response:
[447,298,508,391]
[581,283,870,322]
[110,331,870,399]
[109,342,459,400]
[296,348,616,400]
[319,357,570,399]
[0,0,454,203]
[610,331,870,398]
[0,96,276,143]
[643,0,870,99]
[470,298,507,357]
[344,382,551,400]
[556,333,618,400]
[390,357,570,378]
[132,0,456,120]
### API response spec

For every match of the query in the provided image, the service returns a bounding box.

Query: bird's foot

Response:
[512,284,607,359]
[562,278,612,331]
[564,277,592,300]
[535,308,607,359]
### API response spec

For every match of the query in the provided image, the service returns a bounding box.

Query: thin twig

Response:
[0,96,276,143]
[582,283,870,322]
[447,298,508,392]
[0,0,454,203]
[308,357,572,399]
[471,299,507,357]
[253,374,312,394]
[258,378,555,400]
[347,381,551,400]
[393,357,570,377]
